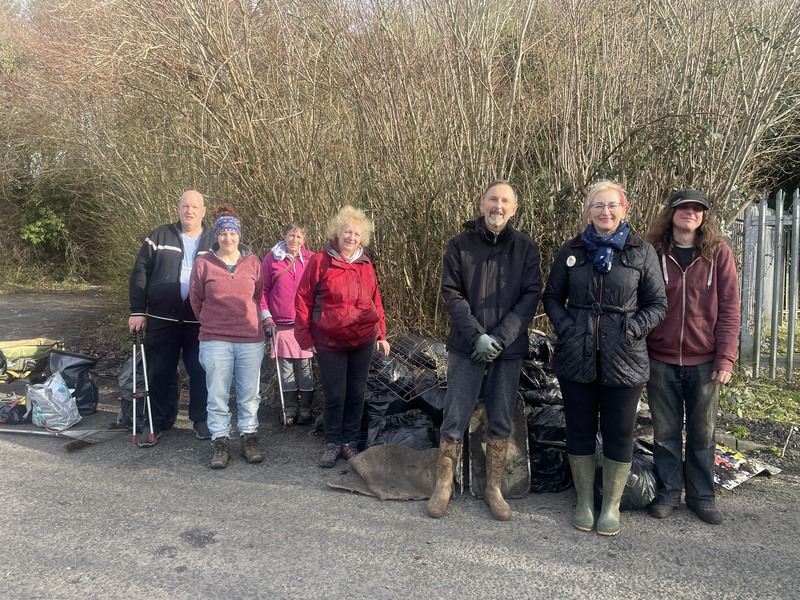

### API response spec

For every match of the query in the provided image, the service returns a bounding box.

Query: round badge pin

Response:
[566,255,576,267]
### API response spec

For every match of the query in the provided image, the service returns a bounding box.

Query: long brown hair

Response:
[645,206,726,261]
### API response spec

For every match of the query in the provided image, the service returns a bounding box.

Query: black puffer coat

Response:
[542,231,666,387]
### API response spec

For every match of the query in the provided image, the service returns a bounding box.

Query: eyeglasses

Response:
[589,203,622,213]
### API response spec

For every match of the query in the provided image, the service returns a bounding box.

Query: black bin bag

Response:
[46,350,99,415]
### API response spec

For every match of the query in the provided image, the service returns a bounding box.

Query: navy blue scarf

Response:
[580,222,631,273]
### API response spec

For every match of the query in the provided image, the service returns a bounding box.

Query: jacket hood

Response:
[326,240,370,264]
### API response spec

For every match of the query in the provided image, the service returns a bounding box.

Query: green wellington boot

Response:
[568,454,597,531]
[596,457,631,536]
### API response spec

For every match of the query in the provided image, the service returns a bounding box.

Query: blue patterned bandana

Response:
[214,216,241,237]
[580,222,631,273]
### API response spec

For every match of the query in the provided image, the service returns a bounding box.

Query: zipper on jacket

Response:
[669,254,701,366]
[595,273,603,352]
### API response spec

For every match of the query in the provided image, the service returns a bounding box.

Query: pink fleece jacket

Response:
[189,245,264,343]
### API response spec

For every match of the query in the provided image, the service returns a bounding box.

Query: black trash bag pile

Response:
[527,404,572,493]
[367,409,437,449]
[46,350,99,416]
[363,334,446,450]
[519,334,561,406]
[520,334,569,492]
[594,440,657,511]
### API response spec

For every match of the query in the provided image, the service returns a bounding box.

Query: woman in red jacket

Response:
[295,205,390,468]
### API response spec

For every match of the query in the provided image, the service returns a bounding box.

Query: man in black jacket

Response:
[428,180,542,521]
[129,190,215,446]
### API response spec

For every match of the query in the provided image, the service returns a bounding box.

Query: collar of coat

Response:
[464,217,515,246]
[568,229,643,249]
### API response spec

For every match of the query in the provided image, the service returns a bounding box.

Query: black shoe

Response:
[137,425,162,448]
[193,421,211,440]
[318,443,341,468]
[689,504,723,525]
[341,441,360,460]
[647,503,676,519]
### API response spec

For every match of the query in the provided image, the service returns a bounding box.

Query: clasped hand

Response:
[471,333,503,363]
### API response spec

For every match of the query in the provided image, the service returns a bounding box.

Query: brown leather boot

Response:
[484,437,512,521]
[427,439,461,518]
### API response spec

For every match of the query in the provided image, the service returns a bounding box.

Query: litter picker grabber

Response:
[0,427,126,452]
[271,338,287,426]
[131,331,155,445]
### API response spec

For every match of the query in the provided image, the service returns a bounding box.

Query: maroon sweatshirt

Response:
[189,244,264,343]
[647,243,740,372]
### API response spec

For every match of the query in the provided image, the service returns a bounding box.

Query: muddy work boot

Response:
[484,437,512,521]
[296,390,314,425]
[427,438,461,518]
[240,432,264,464]
[210,437,231,469]
[281,390,298,426]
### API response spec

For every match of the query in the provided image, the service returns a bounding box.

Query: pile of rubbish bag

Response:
[363,332,657,507]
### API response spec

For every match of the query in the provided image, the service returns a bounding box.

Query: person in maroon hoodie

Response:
[295,205,390,468]
[190,204,265,469]
[645,189,741,525]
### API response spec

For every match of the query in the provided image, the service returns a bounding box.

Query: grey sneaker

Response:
[318,443,341,468]
[193,421,211,440]
[240,432,263,464]
[341,441,360,460]
[211,437,231,469]
[137,424,161,448]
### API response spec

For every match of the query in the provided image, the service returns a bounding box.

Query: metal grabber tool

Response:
[131,330,156,445]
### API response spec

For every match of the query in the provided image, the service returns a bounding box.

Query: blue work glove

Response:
[262,317,276,339]
[471,334,503,363]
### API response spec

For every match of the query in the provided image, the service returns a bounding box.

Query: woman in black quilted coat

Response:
[543,180,666,536]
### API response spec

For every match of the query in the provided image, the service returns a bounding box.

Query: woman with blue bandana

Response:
[543,180,666,536]
[190,204,265,469]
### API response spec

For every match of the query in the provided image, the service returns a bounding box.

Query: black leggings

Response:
[558,378,643,463]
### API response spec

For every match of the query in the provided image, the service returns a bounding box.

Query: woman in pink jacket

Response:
[295,206,390,468]
[260,222,315,426]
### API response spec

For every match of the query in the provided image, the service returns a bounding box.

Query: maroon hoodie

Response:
[646,243,740,372]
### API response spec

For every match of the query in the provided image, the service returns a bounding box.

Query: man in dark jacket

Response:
[427,180,542,521]
[129,190,215,446]
[645,189,741,525]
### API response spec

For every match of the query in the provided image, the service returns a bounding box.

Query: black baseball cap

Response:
[669,189,709,210]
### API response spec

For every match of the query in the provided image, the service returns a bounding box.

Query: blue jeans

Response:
[199,340,265,440]
[316,343,374,445]
[647,359,719,508]
[439,352,523,442]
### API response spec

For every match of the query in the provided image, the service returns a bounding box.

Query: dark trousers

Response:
[647,359,719,508]
[315,343,374,445]
[439,352,523,442]
[145,317,207,428]
[558,378,642,463]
